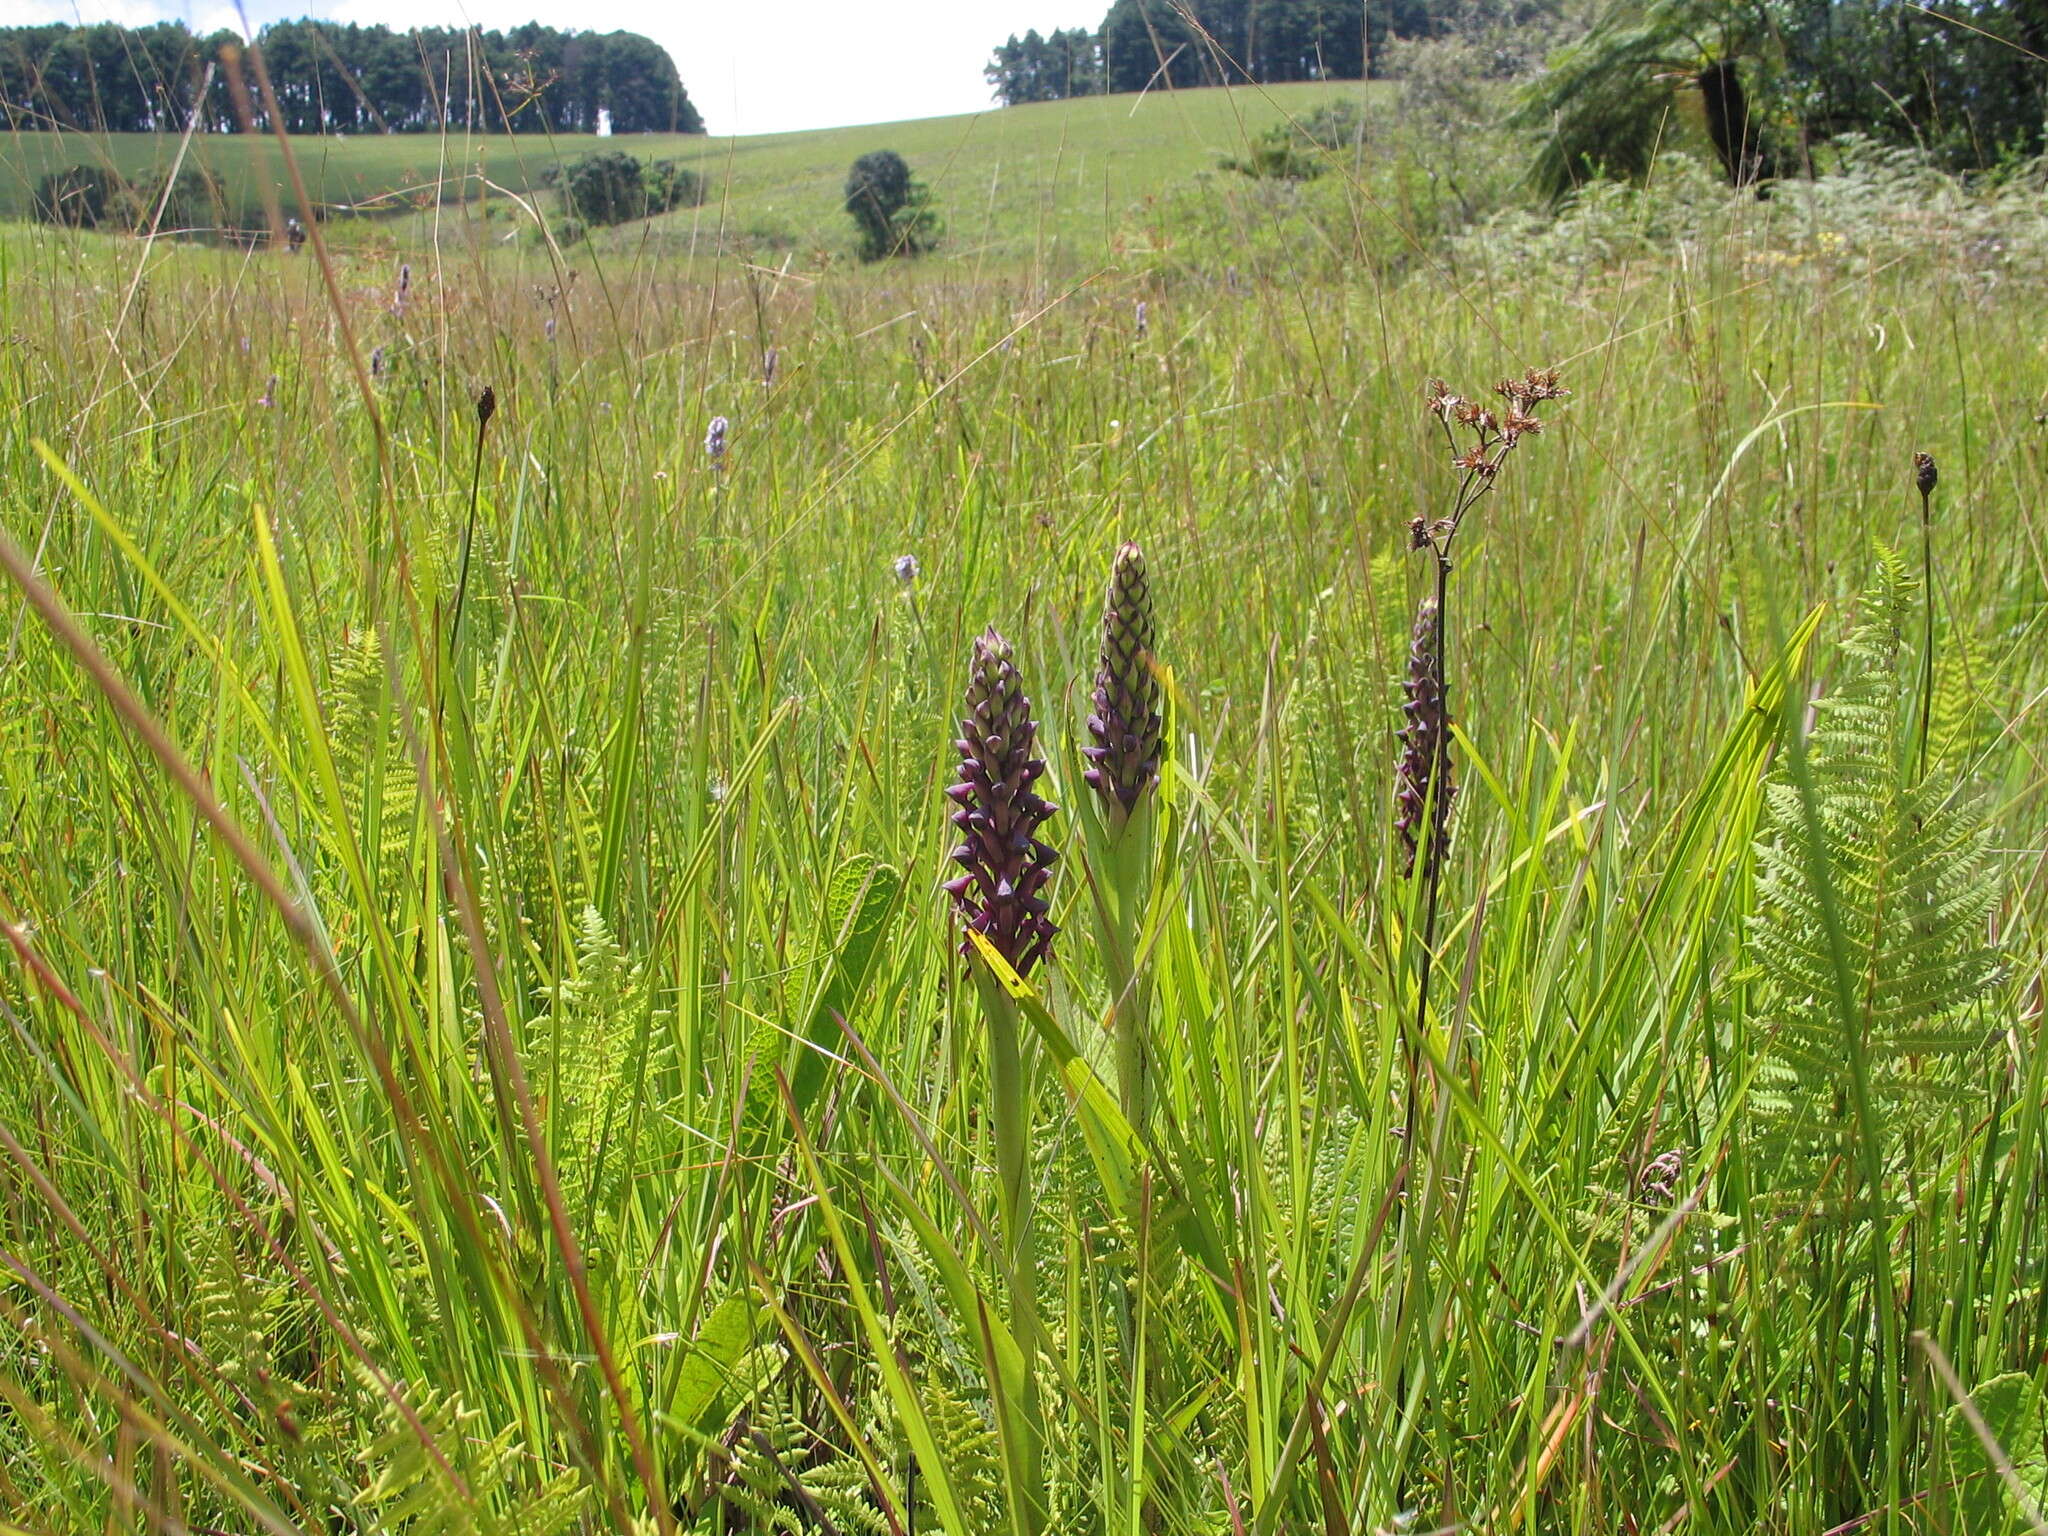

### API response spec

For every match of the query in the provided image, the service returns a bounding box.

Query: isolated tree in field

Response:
[560,149,702,226]
[843,150,940,261]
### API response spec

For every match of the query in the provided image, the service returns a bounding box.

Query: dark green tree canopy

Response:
[561,149,704,225]
[844,149,941,261]
[990,0,1447,104]
[0,19,702,135]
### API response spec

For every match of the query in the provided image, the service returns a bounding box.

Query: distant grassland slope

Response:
[0,81,1378,261]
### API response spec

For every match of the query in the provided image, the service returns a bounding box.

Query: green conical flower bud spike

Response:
[1082,541,1163,821]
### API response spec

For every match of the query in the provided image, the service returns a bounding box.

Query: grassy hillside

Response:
[1,72,2046,1536]
[0,81,1377,263]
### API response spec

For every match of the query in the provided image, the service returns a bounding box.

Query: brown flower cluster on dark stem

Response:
[1083,542,1163,816]
[945,628,1060,977]
[1420,367,1569,559]
[1394,596,1454,878]
[1396,366,1566,880]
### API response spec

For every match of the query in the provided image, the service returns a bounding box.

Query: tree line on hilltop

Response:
[0,20,701,136]
[987,0,1445,104]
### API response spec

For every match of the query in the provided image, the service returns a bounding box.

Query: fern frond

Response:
[352,1377,587,1536]
[1746,554,2002,1209]
[325,624,418,894]
[527,904,669,1218]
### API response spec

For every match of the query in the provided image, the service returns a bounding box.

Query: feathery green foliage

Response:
[353,1379,589,1536]
[1747,554,2002,1203]
[529,905,669,1214]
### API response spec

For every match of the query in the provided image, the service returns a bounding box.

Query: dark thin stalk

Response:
[1408,554,1452,1144]
[1913,452,1938,781]
[449,385,497,657]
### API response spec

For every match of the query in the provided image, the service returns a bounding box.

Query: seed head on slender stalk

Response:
[943,628,1060,978]
[1396,365,1566,1165]
[1914,450,1938,779]
[1393,596,1453,879]
[1082,541,1162,826]
[448,384,497,656]
[1400,367,1569,873]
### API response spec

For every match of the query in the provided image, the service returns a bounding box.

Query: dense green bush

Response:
[643,159,705,216]
[1220,101,1378,181]
[561,150,704,227]
[1220,126,1330,181]
[31,162,218,233]
[844,149,941,261]
[32,164,130,229]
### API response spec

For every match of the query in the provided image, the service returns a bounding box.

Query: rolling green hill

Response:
[0,81,1379,263]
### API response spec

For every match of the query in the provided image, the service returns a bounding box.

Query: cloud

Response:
[1,0,1104,134]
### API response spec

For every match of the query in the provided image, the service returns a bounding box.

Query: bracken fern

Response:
[527,904,668,1217]
[351,1376,588,1536]
[1746,553,2002,1205]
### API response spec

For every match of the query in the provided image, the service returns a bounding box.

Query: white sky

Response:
[0,0,1105,134]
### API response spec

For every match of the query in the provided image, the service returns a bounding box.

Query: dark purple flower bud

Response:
[945,628,1059,977]
[1913,451,1937,500]
[1081,542,1163,816]
[1393,596,1454,879]
[705,415,728,462]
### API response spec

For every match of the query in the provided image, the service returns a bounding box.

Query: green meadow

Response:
[0,81,1378,260]
[0,75,2045,1536]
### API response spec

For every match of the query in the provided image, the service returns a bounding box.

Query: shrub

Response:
[32,165,134,229]
[154,168,222,233]
[844,149,941,261]
[1220,104,1373,182]
[560,151,704,228]
[562,151,644,225]
[643,159,705,214]
[32,163,220,234]
[1220,127,1328,182]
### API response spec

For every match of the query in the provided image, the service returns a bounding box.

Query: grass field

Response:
[0,81,1379,262]
[1,74,2046,1536]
